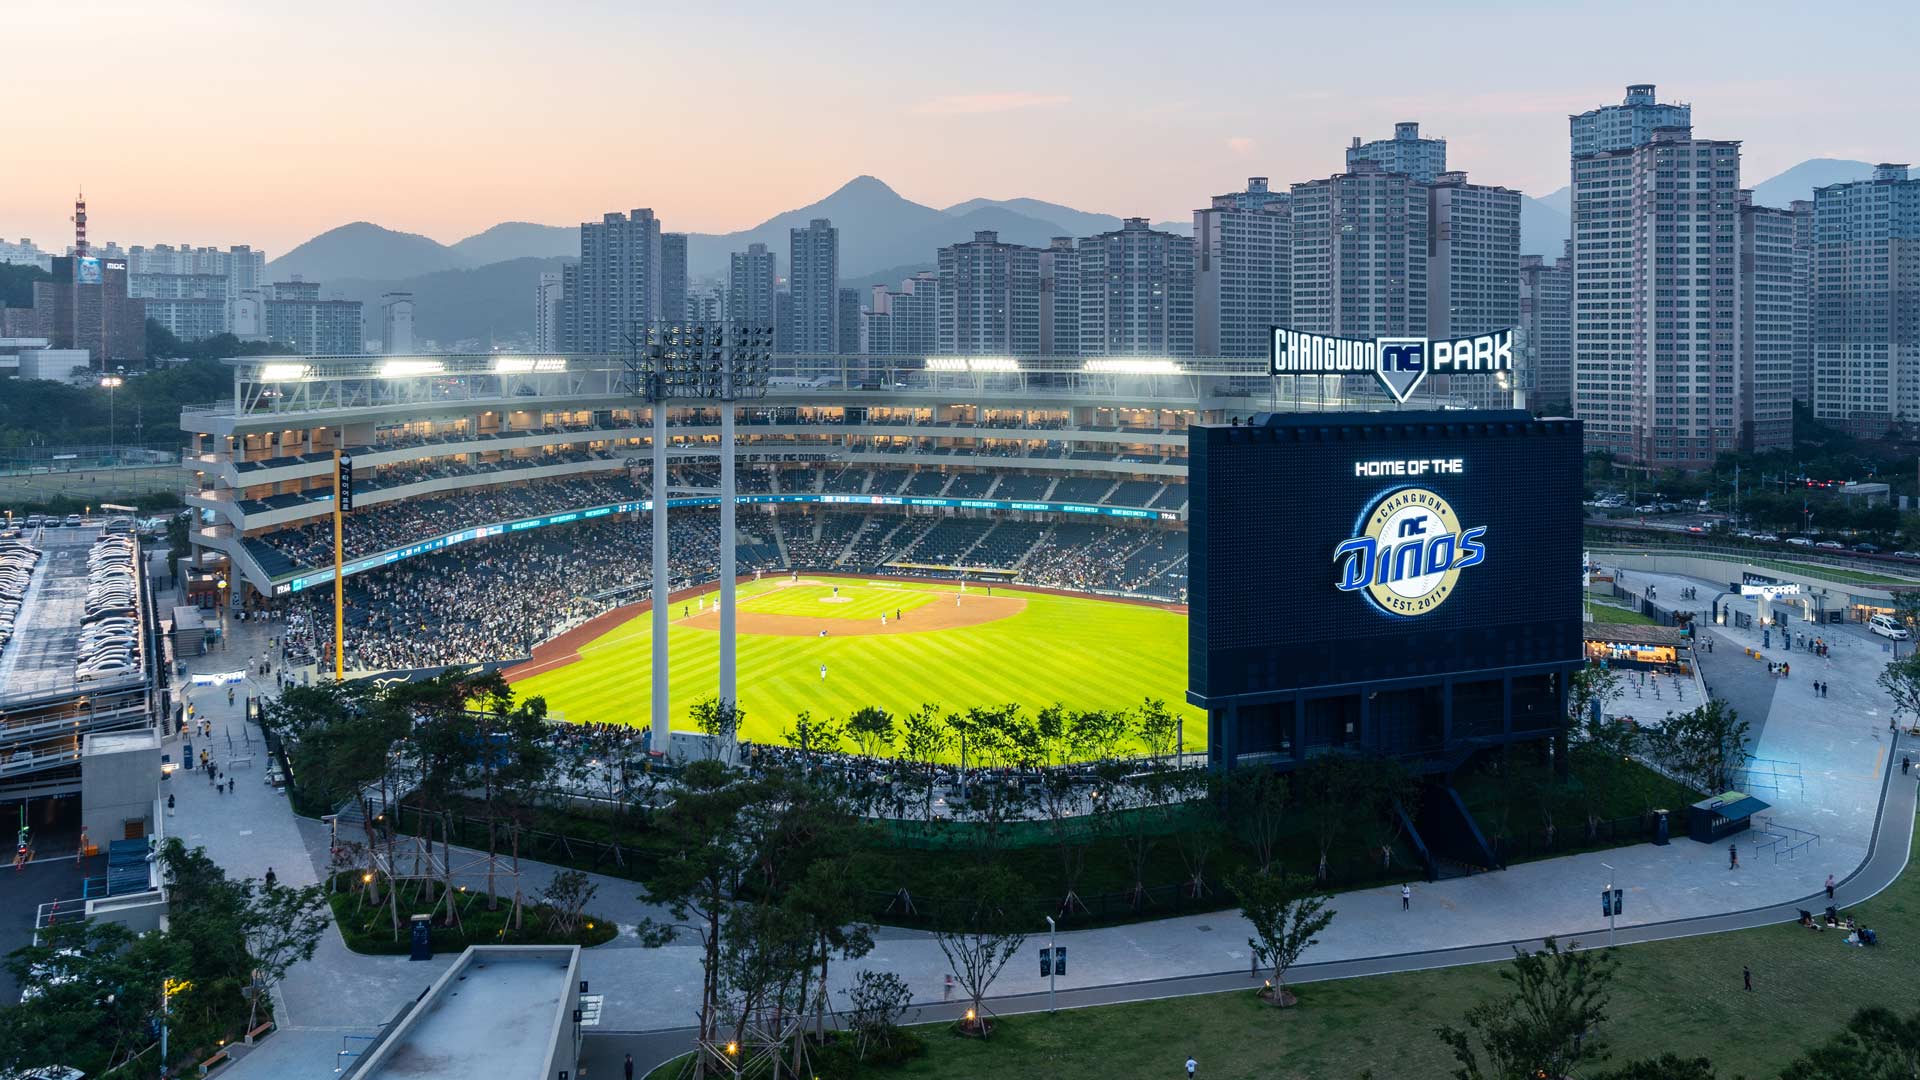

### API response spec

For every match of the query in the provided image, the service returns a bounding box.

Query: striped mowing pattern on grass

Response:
[509,578,1205,755]
[741,582,940,620]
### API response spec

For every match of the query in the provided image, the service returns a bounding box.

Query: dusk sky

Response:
[8,0,1915,255]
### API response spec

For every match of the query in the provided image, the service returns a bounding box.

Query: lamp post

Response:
[100,374,123,466]
[1601,862,1617,949]
[1044,915,1057,1014]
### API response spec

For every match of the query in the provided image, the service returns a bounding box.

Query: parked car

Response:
[1815,540,1845,550]
[1785,537,1813,547]
[1895,550,1920,561]
[1754,533,1780,542]
[1853,542,1883,554]
[62,514,82,528]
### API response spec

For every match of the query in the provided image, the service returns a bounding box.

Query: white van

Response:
[1869,613,1910,640]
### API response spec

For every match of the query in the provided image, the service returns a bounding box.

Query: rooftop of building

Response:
[351,946,578,1080]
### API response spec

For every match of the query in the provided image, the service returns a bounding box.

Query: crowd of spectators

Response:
[271,503,1187,676]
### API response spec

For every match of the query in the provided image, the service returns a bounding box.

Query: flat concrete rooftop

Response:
[356,947,577,1080]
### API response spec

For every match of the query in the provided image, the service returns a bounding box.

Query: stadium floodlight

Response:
[491,356,567,374]
[924,356,970,372]
[1084,358,1182,375]
[621,320,773,759]
[378,359,445,378]
[258,362,312,382]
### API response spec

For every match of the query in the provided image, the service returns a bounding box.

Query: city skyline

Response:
[5,0,1914,254]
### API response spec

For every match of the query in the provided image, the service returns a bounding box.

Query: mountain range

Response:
[270,159,1897,345]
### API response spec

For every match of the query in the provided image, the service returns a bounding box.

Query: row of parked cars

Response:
[1728,530,1908,556]
[0,537,44,659]
[17,513,89,529]
[77,534,141,683]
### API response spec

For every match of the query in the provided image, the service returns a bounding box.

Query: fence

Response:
[1488,812,1664,866]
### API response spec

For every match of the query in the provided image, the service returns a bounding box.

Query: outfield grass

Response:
[679,813,1916,1080]
[512,578,1205,751]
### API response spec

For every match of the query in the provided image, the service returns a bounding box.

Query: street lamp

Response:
[100,375,123,466]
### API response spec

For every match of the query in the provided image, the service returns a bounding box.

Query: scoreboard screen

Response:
[1188,410,1583,705]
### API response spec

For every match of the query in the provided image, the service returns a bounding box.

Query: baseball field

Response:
[505,576,1206,752]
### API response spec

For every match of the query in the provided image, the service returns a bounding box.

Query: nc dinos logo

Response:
[1333,487,1486,617]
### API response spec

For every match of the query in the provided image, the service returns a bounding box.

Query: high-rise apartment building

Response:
[1572,122,1752,467]
[1038,238,1079,356]
[837,288,862,354]
[565,209,664,353]
[1811,164,1920,430]
[122,243,266,339]
[1076,218,1194,357]
[1290,160,1429,339]
[381,291,415,353]
[1519,248,1573,410]
[789,219,838,353]
[660,233,688,328]
[774,291,794,353]
[1739,195,1799,450]
[533,271,564,351]
[688,285,726,324]
[9,255,148,365]
[1570,84,1691,159]
[262,281,363,354]
[1346,122,1447,183]
[866,273,940,356]
[935,230,1042,356]
[1790,200,1815,406]
[728,243,777,327]
[1194,177,1291,358]
[1429,171,1521,407]
[1571,85,1689,461]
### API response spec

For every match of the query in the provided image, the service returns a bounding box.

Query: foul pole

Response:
[331,448,345,681]
[719,372,737,711]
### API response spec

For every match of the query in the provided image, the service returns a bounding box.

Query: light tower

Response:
[623,322,771,759]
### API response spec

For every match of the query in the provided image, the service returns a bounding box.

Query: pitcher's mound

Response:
[684,594,1023,637]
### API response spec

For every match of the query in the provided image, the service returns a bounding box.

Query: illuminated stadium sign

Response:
[1270,327,1514,403]
[1334,487,1487,617]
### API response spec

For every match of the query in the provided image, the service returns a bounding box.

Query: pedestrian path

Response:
[202,565,1912,1078]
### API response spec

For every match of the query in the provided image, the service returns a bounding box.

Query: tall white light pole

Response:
[719,373,737,710]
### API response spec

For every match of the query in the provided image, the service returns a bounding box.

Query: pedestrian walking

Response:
[1826,874,1835,900]
[1401,884,1411,911]
[820,663,827,681]
[1903,755,1911,774]
[1186,1055,1198,1078]
[265,867,277,888]
[1743,964,1753,992]
[226,779,235,794]
[625,1053,635,1080]
[1729,843,1739,870]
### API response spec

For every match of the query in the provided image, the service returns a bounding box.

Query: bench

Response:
[198,1049,230,1075]
[246,1020,275,1043]
[226,755,256,770]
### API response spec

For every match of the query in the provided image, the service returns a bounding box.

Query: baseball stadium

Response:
[174,351,1453,755]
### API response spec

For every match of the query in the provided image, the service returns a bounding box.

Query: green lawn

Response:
[748,582,939,620]
[511,579,1205,752]
[672,811,1916,1080]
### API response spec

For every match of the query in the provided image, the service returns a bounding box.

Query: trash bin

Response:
[1653,809,1670,846]
[409,914,433,961]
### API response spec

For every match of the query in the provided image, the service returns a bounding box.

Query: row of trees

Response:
[0,841,328,1078]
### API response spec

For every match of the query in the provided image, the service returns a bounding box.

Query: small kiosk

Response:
[1687,791,1769,844]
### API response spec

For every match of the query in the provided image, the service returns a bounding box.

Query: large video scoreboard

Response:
[1188,410,1583,707]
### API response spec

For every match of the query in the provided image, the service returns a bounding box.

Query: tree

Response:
[1648,699,1749,793]
[931,866,1028,1036]
[1435,937,1617,1080]
[636,760,764,1047]
[540,869,601,937]
[1227,869,1334,1006]
[1781,1004,1920,1080]
[1568,663,1626,748]
[689,696,744,760]
[1225,767,1290,875]
[843,970,913,1060]
[897,703,952,826]
[846,705,895,758]
[0,919,180,1077]
[1296,755,1379,881]
[1133,697,1179,762]
[1878,651,1920,732]
[242,879,331,1034]
[781,710,845,776]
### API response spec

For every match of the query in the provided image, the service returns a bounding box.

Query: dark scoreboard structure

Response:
[1188,410,1584,773]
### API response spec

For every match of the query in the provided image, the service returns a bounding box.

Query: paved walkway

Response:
[196,565,1915,1079]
